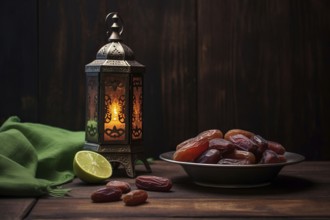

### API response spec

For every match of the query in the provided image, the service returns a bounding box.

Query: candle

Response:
[104,100,125,141]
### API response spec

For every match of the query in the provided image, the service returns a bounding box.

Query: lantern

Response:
[84,12,151,177]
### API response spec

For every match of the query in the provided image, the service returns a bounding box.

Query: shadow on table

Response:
[171,174,314,197]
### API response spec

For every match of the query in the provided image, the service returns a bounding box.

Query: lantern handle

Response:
[106,12,124,42]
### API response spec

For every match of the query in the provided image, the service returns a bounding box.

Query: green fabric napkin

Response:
[0,116,85,197]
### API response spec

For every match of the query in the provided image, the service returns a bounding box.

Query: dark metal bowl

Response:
[160,151,305,188]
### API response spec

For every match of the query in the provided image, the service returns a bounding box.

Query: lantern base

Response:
[83,142,151,178]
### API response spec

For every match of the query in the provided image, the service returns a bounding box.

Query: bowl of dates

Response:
[160,129,305,188]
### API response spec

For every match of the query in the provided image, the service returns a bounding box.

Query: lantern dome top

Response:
[96,12,135,61]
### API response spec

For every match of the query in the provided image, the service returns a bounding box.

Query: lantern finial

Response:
[106,12,123,42]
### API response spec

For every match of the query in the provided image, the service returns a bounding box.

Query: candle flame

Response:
[112,103,119,121]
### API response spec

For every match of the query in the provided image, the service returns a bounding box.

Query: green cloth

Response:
[0,116,85,197]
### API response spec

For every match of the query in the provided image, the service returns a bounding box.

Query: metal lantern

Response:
[84,12,151,177]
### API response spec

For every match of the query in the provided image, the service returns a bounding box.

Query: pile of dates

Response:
[173,129,287,165]
[91,175,172,205]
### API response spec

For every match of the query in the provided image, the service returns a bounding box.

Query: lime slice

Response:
[73,150,112,183]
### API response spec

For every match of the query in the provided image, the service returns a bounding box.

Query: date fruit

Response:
[196,129,223,141]
[176,129,222,151]
[176,137,197,150]
[173,138,209,162]
[251,135,268,151]
[223,150,256,164]
[260,150,287,164]
[106,180,131,193]
[195,149,221,164]
[218,158,252,165]
[267,141,286,155]
[174,128,288,165]
[91,186,122,203]
[122,189,148,206]
[228,134,258,153]
[136,175,172,192]
[208,138,236,154]
[250,135,268,162]
[224,129,255,140]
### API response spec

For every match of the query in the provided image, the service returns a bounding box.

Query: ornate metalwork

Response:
[84,12,149,177]
[132,94,142,138]
[138,94,143,121]
[118,96,125,123]
[104,78,124,90]
[131,77,143,139]
[102,66,130,73]
[132,78,142,87]
[104,95,125,124]
[104,125,125,138]
[86,77,99,140]
[132,95,136,123]
[104,95,112,123]
[87,123,97,137]
[104,154,134,177]
[132,126,142,138]
[103,152,151,178]
[94,95,98,119]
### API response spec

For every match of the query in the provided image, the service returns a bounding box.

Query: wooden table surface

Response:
[1,160,330,219]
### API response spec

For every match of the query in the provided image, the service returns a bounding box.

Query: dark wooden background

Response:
[1,0,329,160]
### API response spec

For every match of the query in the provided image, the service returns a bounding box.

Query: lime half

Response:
[73,150,112,183]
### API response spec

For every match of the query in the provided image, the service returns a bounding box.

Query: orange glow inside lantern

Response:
[103,75,127,142]
[83,12,150,177]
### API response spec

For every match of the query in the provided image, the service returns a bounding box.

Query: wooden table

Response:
[1,160,330,219]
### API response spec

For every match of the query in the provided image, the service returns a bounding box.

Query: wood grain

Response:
[25,161,330,219]
[1,0,329,159]
[36,0,197,157]
[115,0,198,156]
[0,198,37,219]
[0,0,38,124]
[197,0,330,159]
[38,0,110,130]
[2,161,330,219]
[28,198,330,219]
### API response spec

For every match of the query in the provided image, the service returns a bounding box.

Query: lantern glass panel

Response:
[103,74,128,142]
[132,76,143,140]
[86,75,98,143]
